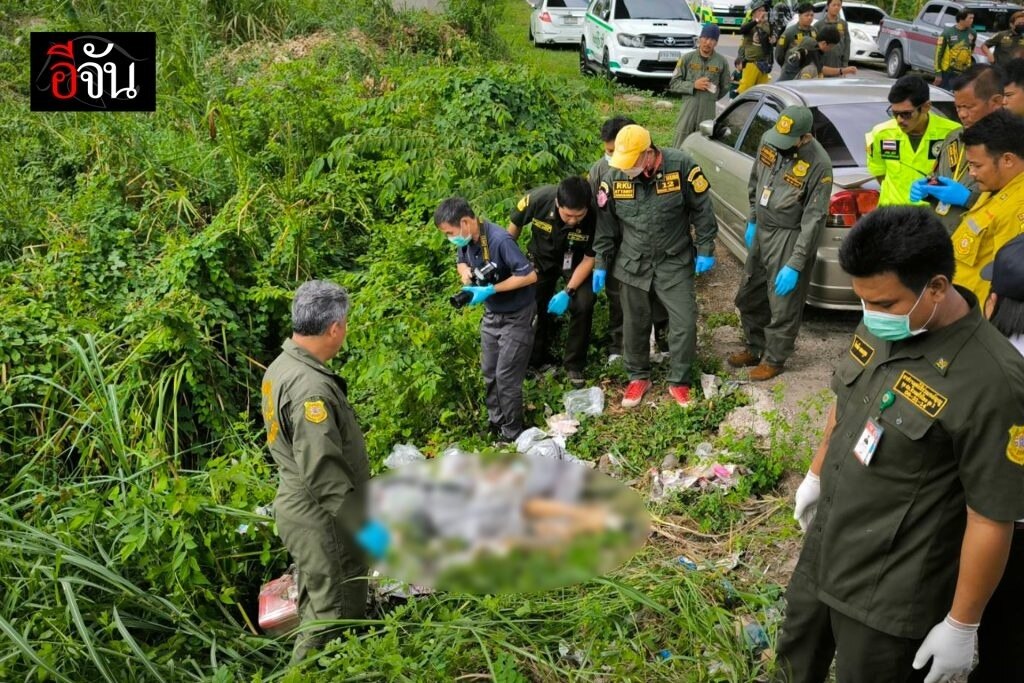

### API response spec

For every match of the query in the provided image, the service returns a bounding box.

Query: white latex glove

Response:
[793,471,820,532]
[912,614,978,683]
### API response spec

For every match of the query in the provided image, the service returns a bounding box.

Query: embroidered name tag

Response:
[850,334,874,366]
[880,139,899,160]
[892,371,948,418]
[533,219,553,233]
[783,173,804,188]
[759,144,777,167]
[656,171,682,195]
[613,181,635,200]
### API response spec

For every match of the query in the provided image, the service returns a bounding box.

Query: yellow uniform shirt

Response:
[951,171,1024,303]
[865,114,962,207]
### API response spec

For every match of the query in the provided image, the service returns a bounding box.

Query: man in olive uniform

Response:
[950,110,1024,303]
[261,280,372,663]
[867,75,961,206]
[935,8,977,90]
[592,125,718,408]
[775,3,817,70]
[729,106,832,381]
[778,27,842,81]
[670,23,731,148]
[508,176,597,386]
[910,65,1004,234]
[737,0,775,94]
[981,10,1024,67]
[813,0,856,76]
[776,206,1024,682]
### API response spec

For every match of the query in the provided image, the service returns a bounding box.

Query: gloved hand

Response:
[793,470,820,532]
[355,520,390,560]
[745,221,757,249]
[912,615,978,683]
[592,269,607,295]
[774,266,800,296]
[909,177,934,202]
[547,290,570,316]
[461,284,495,306]
[928,176,971,207]
[695,256,716,275]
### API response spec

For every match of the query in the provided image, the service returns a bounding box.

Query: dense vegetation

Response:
[0,0,822,679]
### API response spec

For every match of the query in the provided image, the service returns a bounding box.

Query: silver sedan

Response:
[529,0,589,46]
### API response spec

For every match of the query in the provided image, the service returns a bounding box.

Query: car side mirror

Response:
[699,120,715,138]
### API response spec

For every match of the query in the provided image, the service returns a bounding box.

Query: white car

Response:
[579,0,702,80]
[786,1,888,65]
[530,0,590,46]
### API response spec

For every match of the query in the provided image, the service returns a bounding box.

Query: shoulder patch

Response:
[849,334,874,366]
[304,399,328,424]
[892,371,948,418]
[597,181,610,208]
[1008,425,1024,465]
[759,144,777,167]
[928,140,943,160]
[516,194,529,212]
[687,166,709,194]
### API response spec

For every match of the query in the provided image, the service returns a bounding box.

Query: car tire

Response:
[529,24,534,43]
[579,39,592,75]
[602,48,615,80]
[886,46,907,79]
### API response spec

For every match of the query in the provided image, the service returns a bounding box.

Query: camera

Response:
[449,262,500,309]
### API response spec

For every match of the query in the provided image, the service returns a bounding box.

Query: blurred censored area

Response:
[368,449,651,594]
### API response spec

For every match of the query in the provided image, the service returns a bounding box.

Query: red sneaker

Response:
[622,379,652,408]
[668,384,691,407]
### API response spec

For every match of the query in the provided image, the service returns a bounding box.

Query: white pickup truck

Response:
[876,0,1021,78]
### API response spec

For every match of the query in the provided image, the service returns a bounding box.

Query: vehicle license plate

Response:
[564,15,581,23]
[658,50,680,61]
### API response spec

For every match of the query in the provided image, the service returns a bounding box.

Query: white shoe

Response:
[606,354,623,364]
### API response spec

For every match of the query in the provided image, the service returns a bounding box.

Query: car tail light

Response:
[827,189,879,228]
[539,11,552,22]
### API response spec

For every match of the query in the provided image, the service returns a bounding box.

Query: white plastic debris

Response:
[546,413,580,438]
[700,373,720,399]
[384,443,426,469]
[563,387,604,417]
[647,459,745,501]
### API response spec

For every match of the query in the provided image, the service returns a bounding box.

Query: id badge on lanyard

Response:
[853,391,895,466]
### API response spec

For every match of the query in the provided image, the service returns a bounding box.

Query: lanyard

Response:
[876,390,895,420]
[479,229,490,263]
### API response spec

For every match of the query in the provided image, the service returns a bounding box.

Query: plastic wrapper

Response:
[383,443,426,469]
[563,387,604,417]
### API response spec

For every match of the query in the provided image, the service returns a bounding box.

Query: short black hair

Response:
[888,75,931,106]
[962,109,1024,159]
[600,116,637,143]
[839,206,955,292]
[817,25,840,44]
[951,63,1004,100]
[1004,58,1024,88]
[434,197,475,227]
[556,176,593,211]
[955,8,974,21]
[991,296,1024,338]
[796,2,814,13]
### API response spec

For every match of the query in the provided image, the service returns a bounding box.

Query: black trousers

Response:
[969,527,1024,682]
[773,571,927,683]
[531,268,595,372]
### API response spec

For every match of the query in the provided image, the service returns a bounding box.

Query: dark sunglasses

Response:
[886,105,920,121]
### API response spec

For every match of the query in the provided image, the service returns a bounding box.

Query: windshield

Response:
[614,0,696,20]
[815,101,957,167]
[843,6,885,24]
[967,7,1016,32]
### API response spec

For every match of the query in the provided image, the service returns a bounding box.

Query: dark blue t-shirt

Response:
[456,220,535,314]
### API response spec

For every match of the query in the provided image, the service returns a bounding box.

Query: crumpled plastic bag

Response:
[563,387,604,418]
[384,443,426,469]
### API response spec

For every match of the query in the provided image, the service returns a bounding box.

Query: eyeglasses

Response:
[886,105,920,121]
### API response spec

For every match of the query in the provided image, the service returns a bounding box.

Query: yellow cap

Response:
[609,125,652,170]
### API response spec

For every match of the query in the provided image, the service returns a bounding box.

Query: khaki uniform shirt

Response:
[795,292,1024,638]
[814,16,850,68]
[951,171,1024,303]
[984,29,1024,66]
[775,23,817,67]
[926,127,980,235]
[747,138,833,272]
[669,49,731,146]
[593,148,717,292]
[261,339,369,527]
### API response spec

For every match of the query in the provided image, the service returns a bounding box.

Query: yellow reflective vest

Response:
[951,171,1024,303]
[865,114,962,207]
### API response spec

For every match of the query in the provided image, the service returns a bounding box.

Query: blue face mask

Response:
[861,286,937,341]
[448,226,471,248]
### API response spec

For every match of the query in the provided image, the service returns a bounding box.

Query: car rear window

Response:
[843,6,885,24]
[615,0,696,20]
[814,101,957,167]
[548,0,588,7]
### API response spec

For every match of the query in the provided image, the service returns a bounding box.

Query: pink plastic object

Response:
[258,572,299,636]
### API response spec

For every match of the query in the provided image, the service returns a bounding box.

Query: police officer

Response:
[950,110,1024,303]
[737,0,774,94]
[775,3,817,71]
[261,280,376,663]
[936,8,977,90]
[867,75,961,206]
[435,197,538,441]
[729,106,832,381]
[910,65,1005,234]
[982,11,1024,67]
[813,0,856,76]
[592,125,718,408]
[777,27,841,81]
[508,176,597,386]
[670,23,731,148]
[777,206,1024,682]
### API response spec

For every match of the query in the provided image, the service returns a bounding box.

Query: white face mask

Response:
[604,153,614,164]
[622,150,647,179]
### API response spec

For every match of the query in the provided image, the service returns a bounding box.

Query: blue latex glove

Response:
[695,256,716,275]
[909,177,933,202]
[592,269,607,295]
[745,221,756,249]
[461,284,495,306]
[774,266,800,296]
[928,176,971,207]
[547,290,570,316]
[356,520,390,560]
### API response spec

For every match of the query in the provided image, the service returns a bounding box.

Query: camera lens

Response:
[449,290,473,309]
